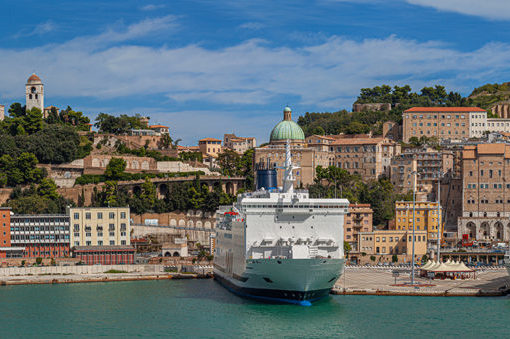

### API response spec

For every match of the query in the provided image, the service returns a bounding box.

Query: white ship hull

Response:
[214,258,344,305]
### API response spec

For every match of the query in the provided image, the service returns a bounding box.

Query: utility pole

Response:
[411,170,418,285]
[437,171,442,262]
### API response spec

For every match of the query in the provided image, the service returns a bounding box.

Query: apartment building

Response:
[10,214,71,258]
[393,201,442,245]
[390,147,454,200]
[343,204,373,252]
[402,107,487,142]
[457,144,510,242]
[198,138,222,158]
[69,207,130,247]
[358,230,427,258]
[329,137,400,180]
[0,207,10,247]
[223,134,256,154]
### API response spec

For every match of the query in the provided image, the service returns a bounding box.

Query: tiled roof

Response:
[404,107,486,113]
[477,143,506,154]
[199,138,221,142]
[331,137,386,145]
[149,125,169,128]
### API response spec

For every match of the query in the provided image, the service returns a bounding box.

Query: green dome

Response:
[284,106,292,113]
[270,120,305,141]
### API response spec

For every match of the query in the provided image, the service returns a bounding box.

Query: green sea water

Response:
[0,279,508,338]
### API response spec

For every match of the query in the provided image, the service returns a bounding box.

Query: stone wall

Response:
[131,211,216,244]
[0,264,163,276]
[157,161,212,174]
[352,103,392,113]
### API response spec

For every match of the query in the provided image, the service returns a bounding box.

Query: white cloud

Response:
[406,0,510,20]
[14,20,56,38]
[3,17,510,143]
[239,22,265,30]
[140,4,166,11]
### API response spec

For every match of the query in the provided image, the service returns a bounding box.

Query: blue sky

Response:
[2,0,510,144]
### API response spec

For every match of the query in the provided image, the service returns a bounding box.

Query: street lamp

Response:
[436,171,445,262]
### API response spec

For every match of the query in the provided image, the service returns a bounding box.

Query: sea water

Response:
[0,279,508,338]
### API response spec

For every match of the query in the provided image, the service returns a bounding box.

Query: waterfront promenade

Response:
[0,264,213,285]
[333,266,509,296]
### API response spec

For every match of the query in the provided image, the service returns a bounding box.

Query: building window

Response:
[98,241,103,246]
[110,241,115,245]
[109,212,115,219]
[97,212,103,219]
[120,212,126,219]
[86,213,91,220]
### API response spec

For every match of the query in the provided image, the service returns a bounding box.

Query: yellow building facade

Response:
[394,201,442,241]
[69,207,131,247]
[358,230,428,259]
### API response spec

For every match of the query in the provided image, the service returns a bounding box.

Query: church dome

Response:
[270,120,305,141]
[270,106,305,142]
[27,73,41,83]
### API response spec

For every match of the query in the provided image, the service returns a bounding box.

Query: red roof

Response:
[200,138,221,142]
[404,107,486,113]
[27,73,41,83]
[149,125,169,128]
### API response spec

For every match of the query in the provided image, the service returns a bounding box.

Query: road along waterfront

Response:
[334,266,509,296]
[0,279,509,338]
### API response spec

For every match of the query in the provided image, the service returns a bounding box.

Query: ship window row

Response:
[244,204,345,209]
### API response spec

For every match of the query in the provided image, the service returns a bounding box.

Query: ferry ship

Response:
[213,141,349,305]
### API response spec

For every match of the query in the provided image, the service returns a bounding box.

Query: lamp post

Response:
[410,170,420,285]
[436,171,444,262]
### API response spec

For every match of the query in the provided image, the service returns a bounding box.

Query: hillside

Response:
[468,82,510,112]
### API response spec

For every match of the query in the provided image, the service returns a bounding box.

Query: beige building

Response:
[402,107,487,142]
[69,207,131,247]
[457,144,510,242]
[329,137,400,180]
[254,146,330,188]
[199,138,222,158]
[223,134,256,154]
[390,147,454,200]
[393,201,442,244]
[359,230,428,259]
[344,204,373,252]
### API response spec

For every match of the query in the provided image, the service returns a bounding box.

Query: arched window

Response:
[29,94,32,99]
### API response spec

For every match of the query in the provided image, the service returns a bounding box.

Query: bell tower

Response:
[26,73,44,113]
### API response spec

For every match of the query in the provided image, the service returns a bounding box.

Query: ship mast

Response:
[282,140,300,193]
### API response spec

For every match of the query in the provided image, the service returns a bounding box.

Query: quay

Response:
[332,266,510,297]
[0,264,213,286]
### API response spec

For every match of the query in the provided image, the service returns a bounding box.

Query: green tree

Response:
[37,178,59,200]
[344,241,352,258]
[23,107,43,134]
[140,177,157,211]
[104,158,127,180]
[217,150,241,177]
[8,103,25,118]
